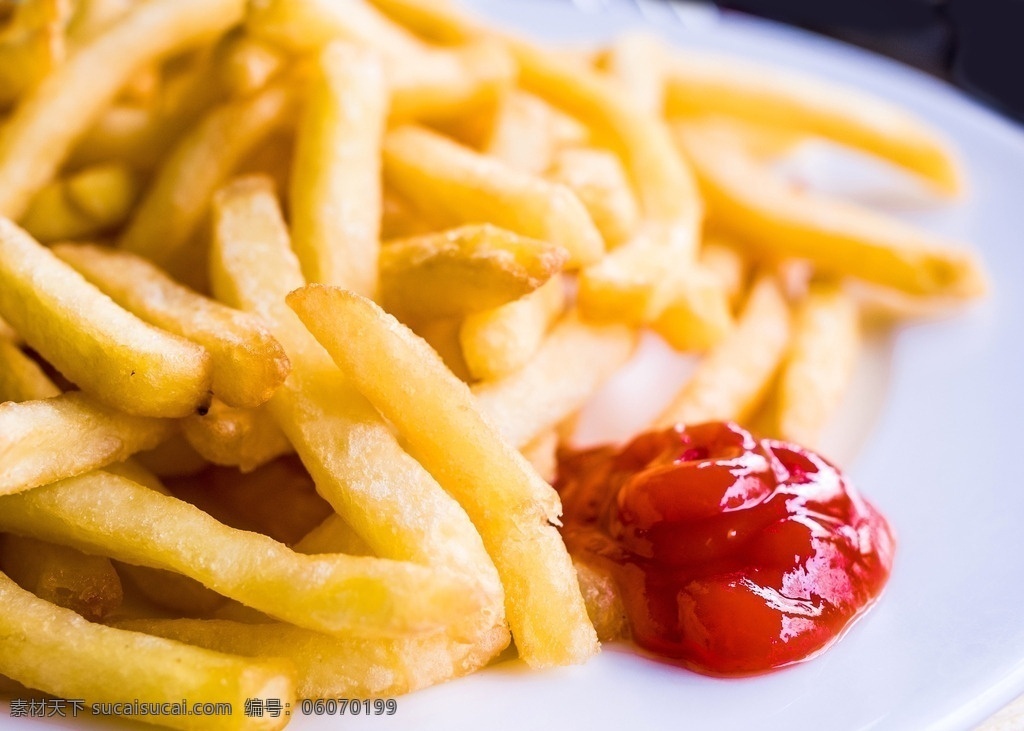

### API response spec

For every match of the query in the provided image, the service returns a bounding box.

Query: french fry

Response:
[0,0,245,219]
[699,238,748,306]
[383,124,604,267]
[290,42,386,295]
[135,433,210,479]
[213,30,286,98]
[381,188,434,239]
[0,470,483,638]
[1,534,123,621]
[119,82,293,284]
[460,275,565,381]
[381,224,568,319]
[600,31,666,115]
[663,49,963,194]
[655,274,792,428]
[521,428,558,484]
[472,311,638,449]
[367,0,478,44]
[116,564,228,617]
[66,0,133,43]
[0,338,61,403]
[772,281,860,448]
[673,119,987,299]
[0,572,296,731]
[546,147,640,249]
[485,90,570,175]
[295,514,375,557]
[0,391,174,496]
[211,176,507,643]
[20,163,138,243]
[116,617,510,701]
[0,219,212,418]
[286,285,600,667]
[181,400,294,473]
[412,317,472,382]
[0,0,65,109]
[573,558,627,643]
[53,243,290,409]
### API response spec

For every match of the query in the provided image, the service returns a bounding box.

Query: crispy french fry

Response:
[213,30,286,98]
[0,219,212,417]
[699,238,748,306]
[0,572,296,731]
[295,514,375,557]
[384,124,604,267]
[119,82,293,284]
[0,470,483,638]
[663,49,963,194]
[182,400,294,473]
[1,534,123,621]
[117,563,228,617]
[366,0,477,44]
[211,176,507,643]
[655,275,792,428]
[0,392,174,496]
[0,339,60,403]
[485,90,568,175]
[116,617,510,701]
[381,189,434,239]
[673,119,987,298]
[20,163,138,242]
[460,275,565,381]
[772,281,860,448]
[0,0,245,219]
[520,428,558,484]
[546,147,640,249]
[412,317,472,382]
[381,224,568,319]
[54,243,290,409]
[290,42,386,295]
[287,285,600,667]
[472,311,638,449]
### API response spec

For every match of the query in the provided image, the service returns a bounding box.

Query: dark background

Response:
[702,0,1024,124]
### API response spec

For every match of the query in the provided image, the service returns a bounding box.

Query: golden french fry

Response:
[520,428,558,484]
[116,617,510,701]
[0,571,295,731]
[699,238,748,306]
[663,49,963,194]
[472,311,638,449]
[290,42,386,295]
[211,176,507,643]
[384,124,604,267]
[0,0,245,219]
[54,243,290,409]
[66,0,133,43]
[119,82,293,284]
[181,400,294,473]
[381,189,434,239]
[366,0,477,44]
[20,163,138,242]
[772,281,860,448]
[460,275,565,381]
[0,470,483,638]
[0,338,60,403]
[286,285,599,667]
[573,558,627,643]
[381,224,568,319]
[599,31,666,115]
[673,119,987,299]
[0,0,65,109]
[117,563,228,617]
[655,274,792,428]
[213,30,286,98]
[1,534,123,621]
[546,147,640,249]
[412,317,472,382]
[135,433,210,478]
[0,392,174,496]
[485,90,571,175]
[295,514,375,557]
[0,220,212,417]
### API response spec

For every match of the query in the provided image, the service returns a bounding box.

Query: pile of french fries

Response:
[0,0,986,728]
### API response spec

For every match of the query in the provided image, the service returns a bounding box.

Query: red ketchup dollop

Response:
[555,421,895,676]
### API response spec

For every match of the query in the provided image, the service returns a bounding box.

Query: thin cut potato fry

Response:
[0,0,245,219]
[573,558,627,643]
[0,338,61,403]
[460,275,565,381]
[182,400,294,473]
[699,238,748,306]
[290,42,386,295]
[0,0,65,109]
[287,285,600,667]
[0,391,174,496]
[213,31,286,98]
[0,220,213,418]
[116,563,228,617]
[296,514,375,557]
[383,124,604,268]
[0,470,483,638]
[600,31,666,115]
[663,49,963,194]
[0,571,294,731]
[1,534,124,621]
[412,317,472,383]
[380,224,568,319]
[772,281,860,448]
[485,90,568,175]
[472,311,638,449]
[117,617,510,701]
[20,163,138,243]
[520,428,559,484]
[53,243,290,409]
[546,147,640,249]
[381,189,434,239]
[655,275,792,428]
[119,82,293,283]
[673,119,987,299]
[211,177,507,644]
[366,0,477,44]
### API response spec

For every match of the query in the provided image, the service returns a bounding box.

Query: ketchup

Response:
[555,421,894,675]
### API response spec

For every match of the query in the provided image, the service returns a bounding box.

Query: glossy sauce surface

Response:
[555,422,895,675]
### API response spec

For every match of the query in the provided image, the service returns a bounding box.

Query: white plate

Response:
[10,3,1024,730]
